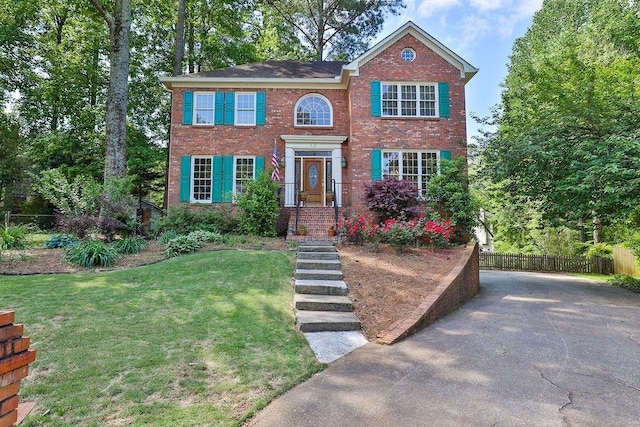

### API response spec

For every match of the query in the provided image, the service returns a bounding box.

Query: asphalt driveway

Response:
[250,271,640,426]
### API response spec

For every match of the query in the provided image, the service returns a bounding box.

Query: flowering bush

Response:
[422,218,455,248]
[363,177,421,221]
[380,218,423,252]
[338,214,380,246]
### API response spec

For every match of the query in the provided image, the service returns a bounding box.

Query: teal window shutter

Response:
[224,92,235,125]
[212,156,223,202]
[256,92,266,126]
[370,81,381,117]
[183,92,193,125]
[179,156,191,202]
[371,149,382,180]
[215,92,224,125]
[255,156,265,175]
[222,156,234,201]
[440,150,451,161]
[438,82,450,118]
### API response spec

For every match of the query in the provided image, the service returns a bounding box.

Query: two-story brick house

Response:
[161,21,477,237]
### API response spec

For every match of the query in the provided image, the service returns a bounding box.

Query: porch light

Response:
[341,156,347,168]
[279,156,286,167]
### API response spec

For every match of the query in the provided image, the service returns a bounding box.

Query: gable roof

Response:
[160,21,477,89]
[345,21,478,82]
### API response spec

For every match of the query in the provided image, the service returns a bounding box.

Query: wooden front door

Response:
[303,159,324,205]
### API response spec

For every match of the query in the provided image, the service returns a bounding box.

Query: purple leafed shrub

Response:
[363,177,421,222]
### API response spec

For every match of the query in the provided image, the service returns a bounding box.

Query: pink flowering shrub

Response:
[338,213,380,246]
[380,217,423,252]
[422,218,455,248]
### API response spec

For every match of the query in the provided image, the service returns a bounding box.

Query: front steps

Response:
[294,242,361,333]
[288,207,338,241]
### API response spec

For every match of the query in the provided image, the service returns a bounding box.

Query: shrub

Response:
[34,169,101,217]
[187,230,223,243]
[44,233,77,249]
[422,217,455,248]
[154,205,238,235]
[57,215,98,239]
[165,235,204,258]
[426,157,479,236]
[338,213,380,246]
[0,224,30,251]
[112,237,148,255]
[586,243,613,259]
[64,239,120,268]
[380,218,422,252]
[236,171,280,237]
[609,275,640,293]
[156,230,179,245]
[363,177,421,222]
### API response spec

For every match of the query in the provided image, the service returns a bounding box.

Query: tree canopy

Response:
[481,0,640,242]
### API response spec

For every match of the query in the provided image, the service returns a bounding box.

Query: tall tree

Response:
[89,0,132,180]
[482,0,640,243]
[266,0,404,60]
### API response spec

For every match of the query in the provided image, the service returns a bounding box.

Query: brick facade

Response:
[163,22,476,215]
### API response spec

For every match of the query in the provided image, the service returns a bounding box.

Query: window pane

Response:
[236,110,254,125]
[383,151,400,178]
[382,84,398,116]
[296,96,332,126]
[195,94,214,108]
[196,110,214,124]
[420,85,436,117]
[421,152,438,197]
[235,157,254,195]
[192,157,212,201]
[235,93,255,125]
[194,94,215,124]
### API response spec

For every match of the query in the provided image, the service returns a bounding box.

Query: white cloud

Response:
[415,0,461,18]
[469,0,510,12]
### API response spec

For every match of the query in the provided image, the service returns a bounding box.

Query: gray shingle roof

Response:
[184,60,347,79]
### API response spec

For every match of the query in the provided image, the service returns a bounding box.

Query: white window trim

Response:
[294,93,334,127]
[401,48,416,62]
[193,92,216,126]
[381,149,440,198]
[190,156,213,203]
[234,92,256,126]
[232,155,256,198]
[381,82,439,118]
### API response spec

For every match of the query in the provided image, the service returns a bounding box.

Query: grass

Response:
[568,273,612,282]
[0,250,322,426]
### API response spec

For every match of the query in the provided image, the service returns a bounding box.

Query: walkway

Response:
[250,271,640,426]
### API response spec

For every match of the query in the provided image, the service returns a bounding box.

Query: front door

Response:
[303,159,324,206]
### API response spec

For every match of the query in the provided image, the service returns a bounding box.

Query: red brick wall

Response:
[0,311,36,427]
[377,242,480,345]
[346,34,469,211]
[167,88,350,206]
[166,33,469,211]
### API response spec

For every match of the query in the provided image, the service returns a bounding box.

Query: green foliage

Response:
[427,157,479,235]
[156,229,179,245]
[64,239,120,268]
[44,233,77,249]
[586,243,613,259]
[112,237,148,255]
[609,275,640,293]
[35,169,102,217]
[236,171,280,237]
[165,234,203,258]
[0,224,30,250]
[154,205,238,235]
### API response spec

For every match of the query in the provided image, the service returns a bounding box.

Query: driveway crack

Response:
[623,329,640,347]
[534,365,573,426]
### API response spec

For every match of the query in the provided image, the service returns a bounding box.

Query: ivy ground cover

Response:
[0,250,321,426]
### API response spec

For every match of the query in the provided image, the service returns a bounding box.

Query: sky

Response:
[373,0,544,144]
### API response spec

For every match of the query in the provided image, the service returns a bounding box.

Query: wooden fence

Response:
[479,252,613,275]
[613,246,638,277]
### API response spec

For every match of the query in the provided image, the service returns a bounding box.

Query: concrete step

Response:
[296,269,343,281]
[294,294,353,312]
[297,245,337,253]
[299,241,335,247]
[297,251,340,260]
[296,259,341,271]
[295,279,348,296]
[296,311,361,332]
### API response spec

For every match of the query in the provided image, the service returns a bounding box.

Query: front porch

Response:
[284,207,342,241]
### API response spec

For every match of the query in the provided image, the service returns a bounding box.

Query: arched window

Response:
[295,94,333,126]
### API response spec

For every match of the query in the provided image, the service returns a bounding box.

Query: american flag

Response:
[271,141,280,181]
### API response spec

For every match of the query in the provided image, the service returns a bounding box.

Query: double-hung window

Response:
[194,93,215,124]
[381,83,438,118]
[382,150,439,198]
[235,93,256,126]
[191,156,212,202]
[234,156,255,195]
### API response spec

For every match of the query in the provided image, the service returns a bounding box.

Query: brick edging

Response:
[0,311,36,427]
[376,242,480,345]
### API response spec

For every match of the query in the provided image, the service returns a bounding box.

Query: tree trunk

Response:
[90,0,131,181]
[592,214,602,244]
[173,0,186,76]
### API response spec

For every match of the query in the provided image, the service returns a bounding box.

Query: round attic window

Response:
[401,48,416,62]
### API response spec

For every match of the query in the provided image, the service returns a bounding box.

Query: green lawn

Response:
[0,250,321,426]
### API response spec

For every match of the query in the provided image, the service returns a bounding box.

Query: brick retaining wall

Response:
[0,312,36,427]
[377,242,479,345]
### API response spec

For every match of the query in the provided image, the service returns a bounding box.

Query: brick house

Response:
[160,21,477,238]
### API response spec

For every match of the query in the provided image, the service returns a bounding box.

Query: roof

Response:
[160,21,477,88]
[184,60,348,79]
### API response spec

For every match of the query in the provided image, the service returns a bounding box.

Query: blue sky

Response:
[374,0,543,144]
